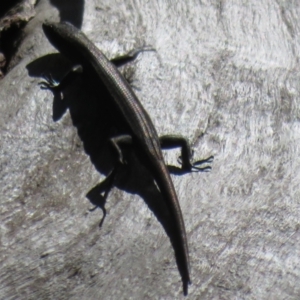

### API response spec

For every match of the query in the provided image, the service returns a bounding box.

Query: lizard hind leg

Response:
[86,133,133,227]
[159,134,214,174]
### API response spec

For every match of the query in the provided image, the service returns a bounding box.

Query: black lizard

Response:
[40,22,213,295]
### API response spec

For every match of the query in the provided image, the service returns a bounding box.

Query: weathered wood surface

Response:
[1,0,300,299]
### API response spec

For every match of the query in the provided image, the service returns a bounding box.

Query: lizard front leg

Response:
[39,65,83,97]
[110,47,155,67]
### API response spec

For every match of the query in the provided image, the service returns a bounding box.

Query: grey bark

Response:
[1,0,300,299]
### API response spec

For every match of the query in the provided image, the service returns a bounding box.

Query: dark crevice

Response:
[0,20,26,75]
[49,0,84,28]
[0,0,22,19]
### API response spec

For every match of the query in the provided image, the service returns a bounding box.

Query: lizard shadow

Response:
[27,54,192,292]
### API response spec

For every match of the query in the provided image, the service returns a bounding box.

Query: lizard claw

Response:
[190,155,214,172]
[118,155,127,165]
[177,155,214,172]
[39,73,59,90]
[191,165,211,172]
[192,155,214,166]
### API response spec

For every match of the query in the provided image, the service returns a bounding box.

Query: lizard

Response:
[39,21,213,295]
